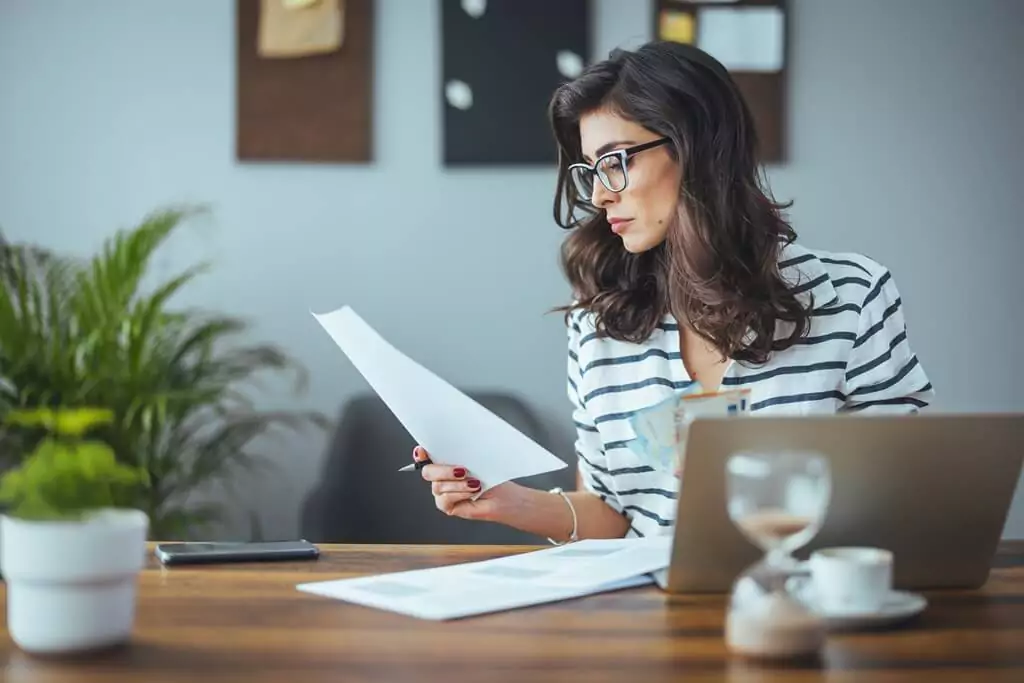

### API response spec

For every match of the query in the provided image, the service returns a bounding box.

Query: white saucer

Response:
[788,580,928,631]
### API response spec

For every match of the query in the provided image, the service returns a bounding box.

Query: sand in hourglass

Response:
[727,508,825,660]
[726,592,825,660]
[735,509,815,544]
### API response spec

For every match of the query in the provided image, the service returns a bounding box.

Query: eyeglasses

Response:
[567,137,671,203]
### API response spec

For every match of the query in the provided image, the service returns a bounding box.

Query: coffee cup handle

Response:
[790,558,811,577]
[784,572,812,600]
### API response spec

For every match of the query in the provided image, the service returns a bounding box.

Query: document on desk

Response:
[296,537,672,620]
[311,305,567,491]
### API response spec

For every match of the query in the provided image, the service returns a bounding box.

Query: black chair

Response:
[300,392,574,544]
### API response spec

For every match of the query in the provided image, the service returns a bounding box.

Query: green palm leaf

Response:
[0,208,328,538]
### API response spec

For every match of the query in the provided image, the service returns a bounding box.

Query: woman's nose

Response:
[591,180,617,208]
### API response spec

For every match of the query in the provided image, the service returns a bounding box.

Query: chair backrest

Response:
[300,391,573,544]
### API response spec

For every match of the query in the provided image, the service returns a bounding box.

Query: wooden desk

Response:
[1,542,1022,682]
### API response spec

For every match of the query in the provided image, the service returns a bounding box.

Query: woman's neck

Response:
[679,327,729,392]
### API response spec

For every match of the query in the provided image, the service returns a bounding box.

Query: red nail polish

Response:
[467,478,481,489]
[453,467,466,478]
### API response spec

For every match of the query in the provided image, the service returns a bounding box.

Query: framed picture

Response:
[440,0,591,166]
[654,0,788,163]
[236,0,375,163]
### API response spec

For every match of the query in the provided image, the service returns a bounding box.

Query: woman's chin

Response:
[620,232,661,254]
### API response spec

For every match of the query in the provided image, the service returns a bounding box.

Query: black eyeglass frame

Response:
[567,137,672,202]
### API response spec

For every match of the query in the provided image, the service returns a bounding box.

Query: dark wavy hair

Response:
[549,41,810,364]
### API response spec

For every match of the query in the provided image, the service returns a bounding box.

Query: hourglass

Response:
[723,450,832,660]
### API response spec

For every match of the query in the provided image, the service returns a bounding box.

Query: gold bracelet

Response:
[546,487,579,545]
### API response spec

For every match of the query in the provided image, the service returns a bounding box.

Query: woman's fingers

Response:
[448,497,496,521]
[412,446,459,479]
[420,463,470,482]
[412,446,466,480]
[435,491,479,515]
[411,445,486,517]
[412,446,475,484]
[431,478,481,496]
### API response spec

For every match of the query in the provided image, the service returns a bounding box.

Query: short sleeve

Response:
[841,268,934,412]
[567,314,624,513]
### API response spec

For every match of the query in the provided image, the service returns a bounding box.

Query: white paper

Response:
[312,306,568,491]
[296,537,671,620]
[535,535,673,587]
[697,6,784,72]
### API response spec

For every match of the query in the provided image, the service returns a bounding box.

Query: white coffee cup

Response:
[808,547,893,613]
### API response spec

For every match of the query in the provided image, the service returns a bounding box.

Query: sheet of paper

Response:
[296,537,671,620]
[536,537,672,588]
[697,6,784,72]
[312,306,567,491]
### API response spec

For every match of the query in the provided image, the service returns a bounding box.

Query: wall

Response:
[1,0,1022,539]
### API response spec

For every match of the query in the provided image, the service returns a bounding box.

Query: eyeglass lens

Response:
[570,154,627,202]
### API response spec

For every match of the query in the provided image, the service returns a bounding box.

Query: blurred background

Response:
[0,0,1021,543]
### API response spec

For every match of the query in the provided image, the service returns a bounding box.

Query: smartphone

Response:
[153,540,320,566]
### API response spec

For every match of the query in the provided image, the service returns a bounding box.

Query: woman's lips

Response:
[608,218,633,234]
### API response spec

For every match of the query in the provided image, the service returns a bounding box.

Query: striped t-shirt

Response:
[566,243,934,538]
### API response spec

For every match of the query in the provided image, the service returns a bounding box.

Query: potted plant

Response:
[0,207,326,540]
[0,406,149,655]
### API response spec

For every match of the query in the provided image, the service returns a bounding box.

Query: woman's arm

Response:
[419,312,633,541]
[417,454,629,540]
[489,484,630,541]
[841,266,934,412]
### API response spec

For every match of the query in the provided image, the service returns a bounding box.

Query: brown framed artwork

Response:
[236,0,374,163]
[654,0,788,163]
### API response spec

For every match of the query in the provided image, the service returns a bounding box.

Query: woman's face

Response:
[577,109,682,254]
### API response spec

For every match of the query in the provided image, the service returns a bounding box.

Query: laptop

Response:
[653,413,1024,593]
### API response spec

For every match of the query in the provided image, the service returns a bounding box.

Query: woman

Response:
[414,41,933,542]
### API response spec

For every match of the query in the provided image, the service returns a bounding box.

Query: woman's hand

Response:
[412,446,519,522]
[412,446,631,540]
[673,453,684,478]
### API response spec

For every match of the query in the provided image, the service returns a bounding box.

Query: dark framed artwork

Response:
[653,0,788,163]
[440,0,591,166]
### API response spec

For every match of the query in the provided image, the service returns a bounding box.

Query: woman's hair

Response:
[549,41,810,364]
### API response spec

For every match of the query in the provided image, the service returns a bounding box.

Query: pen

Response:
[397,452,433,472]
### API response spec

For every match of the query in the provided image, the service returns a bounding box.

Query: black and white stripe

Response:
[566,244,934,538]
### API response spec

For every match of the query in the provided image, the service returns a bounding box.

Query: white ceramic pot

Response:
[0,508,149,655]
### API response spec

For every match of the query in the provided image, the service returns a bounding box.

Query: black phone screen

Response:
[154,540,320,565]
